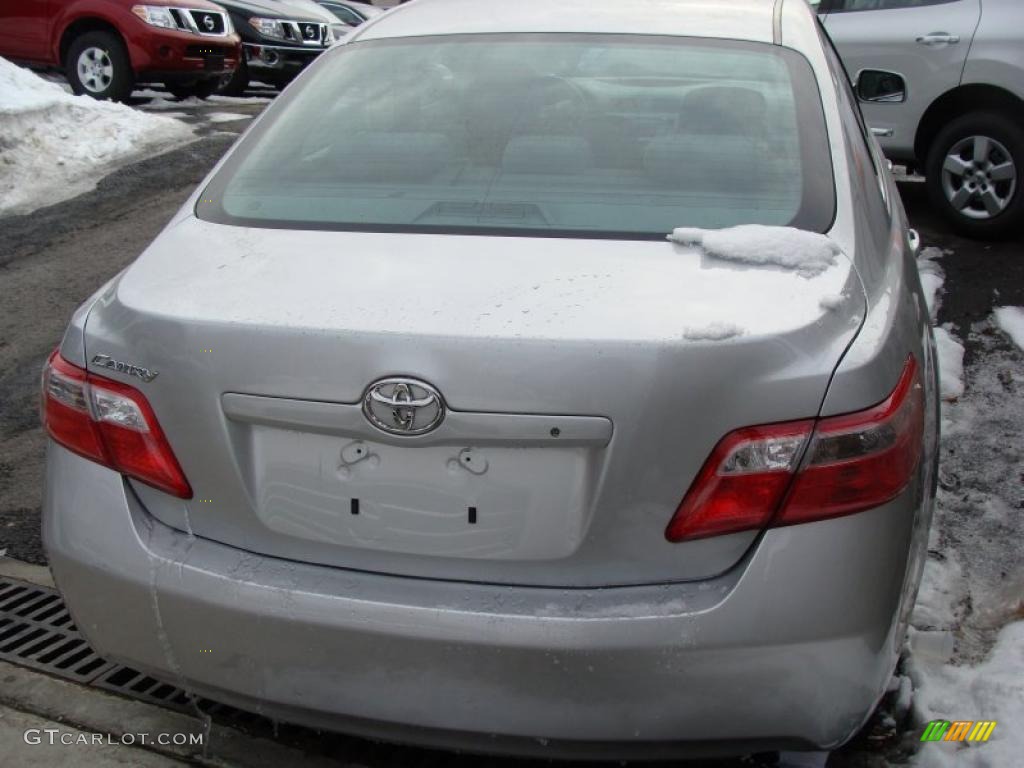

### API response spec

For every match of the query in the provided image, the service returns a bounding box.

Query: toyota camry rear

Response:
[42,0,938,759]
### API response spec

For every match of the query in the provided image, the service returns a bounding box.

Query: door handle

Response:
[916,33,960,46]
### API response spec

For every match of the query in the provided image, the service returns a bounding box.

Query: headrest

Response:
[678,87,767,136]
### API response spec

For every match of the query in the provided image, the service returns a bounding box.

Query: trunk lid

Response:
[84,218,864,587]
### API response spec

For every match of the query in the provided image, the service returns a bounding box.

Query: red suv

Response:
[0,1,242,101]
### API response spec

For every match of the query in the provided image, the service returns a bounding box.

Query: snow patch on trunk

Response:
[818,293,847,311]
[993,306,1024,351]
[0,58,194,216]
[682,322,744,342]
[667,224,842,278]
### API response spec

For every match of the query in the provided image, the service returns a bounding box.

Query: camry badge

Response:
[362,377,445,436]
[91,354,158,383]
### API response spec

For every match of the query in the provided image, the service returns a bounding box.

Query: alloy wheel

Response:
[940,135,1018,220]
[76,47,114,94]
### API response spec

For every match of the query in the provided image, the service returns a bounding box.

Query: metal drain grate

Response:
[0,577,113,683]
[0,576,256,723]
[0,576,452,762]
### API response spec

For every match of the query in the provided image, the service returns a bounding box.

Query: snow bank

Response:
[0,58,194,216]
[993,306,1024,351]
[918,247,947,322]
[667,224,842,278]
[910,621,1024,767]
[935,327,965,402]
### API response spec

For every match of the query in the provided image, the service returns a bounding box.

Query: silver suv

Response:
[818,0,1024,238]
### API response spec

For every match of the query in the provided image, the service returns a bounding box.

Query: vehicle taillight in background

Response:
[666,357,924,542]
[41,350,192,498]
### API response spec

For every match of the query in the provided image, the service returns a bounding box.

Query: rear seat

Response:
[330,132,455,181]
[501,136,593,175]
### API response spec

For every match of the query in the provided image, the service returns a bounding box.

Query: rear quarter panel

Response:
[816,97,938,675]
[804,0,939,681]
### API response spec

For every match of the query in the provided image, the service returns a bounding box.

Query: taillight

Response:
[666,357,923,542]
[41,350,192,499]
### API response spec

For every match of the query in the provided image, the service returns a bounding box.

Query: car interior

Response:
[221,36,829,234]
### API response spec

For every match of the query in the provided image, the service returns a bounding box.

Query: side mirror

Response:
[856,70,907,104]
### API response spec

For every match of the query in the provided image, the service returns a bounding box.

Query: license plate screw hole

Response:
[550,427,561,438]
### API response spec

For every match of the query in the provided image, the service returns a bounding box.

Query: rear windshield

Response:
[197,34,835,239]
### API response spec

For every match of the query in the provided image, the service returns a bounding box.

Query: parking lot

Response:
[2,30,1024,768]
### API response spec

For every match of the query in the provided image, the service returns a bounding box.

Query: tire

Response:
[925,111,1024,240]
[217,59,249,97]
[65,30,134,102]
[165,78,220,101]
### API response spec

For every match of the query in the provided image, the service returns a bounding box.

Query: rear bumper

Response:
[43,442,918,759]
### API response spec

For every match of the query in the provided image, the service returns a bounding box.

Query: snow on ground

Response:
[667,224,842,278]
[911,622,1024,767]
[0,58,194,216]
[918,247,948,321]
[916,248,964,401]
[134,88,272,111]
[935,327,966,402]
[906,248,1024,766]
[993,306,1024,352]
[205,112,253,123]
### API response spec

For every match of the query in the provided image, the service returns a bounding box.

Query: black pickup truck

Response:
[217,0,343,94]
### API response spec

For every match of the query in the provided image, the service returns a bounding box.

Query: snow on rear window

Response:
[200,34,835,238]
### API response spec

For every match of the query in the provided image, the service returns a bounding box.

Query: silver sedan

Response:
[42,0,938,759]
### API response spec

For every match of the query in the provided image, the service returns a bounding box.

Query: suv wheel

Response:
[925,111,1024,239]
[66,31,134,102]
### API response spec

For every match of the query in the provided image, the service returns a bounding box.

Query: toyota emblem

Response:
[362,378,445,436]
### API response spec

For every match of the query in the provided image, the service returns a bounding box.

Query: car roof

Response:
[354,0,780,45]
